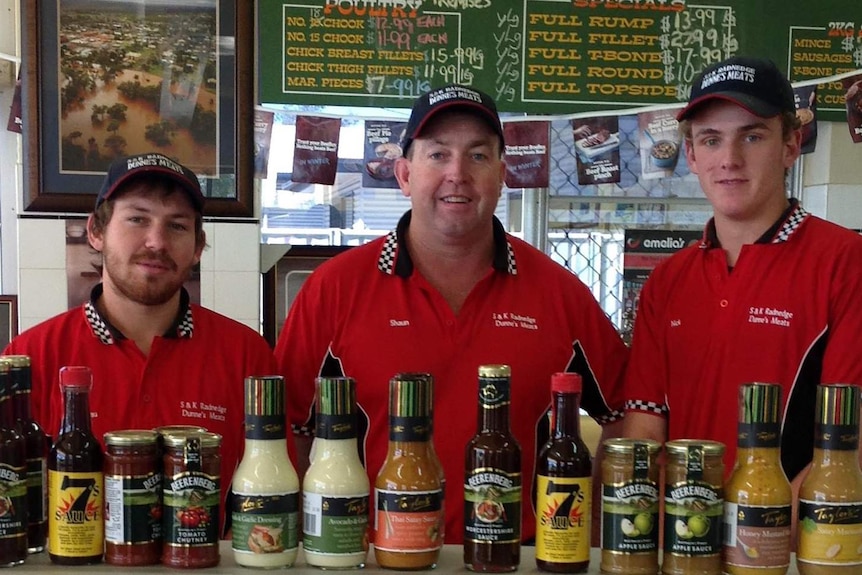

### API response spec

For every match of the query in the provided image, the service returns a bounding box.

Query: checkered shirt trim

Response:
[772,204,809,243]
[291,423,315,437]
[506,240,517,275]
[625,399,668,417]
[377,230,399,275]
[85,301,114,345]
[595,408,624,425]
[177,307,194,338]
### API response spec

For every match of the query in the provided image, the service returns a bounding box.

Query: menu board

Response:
[258,0,860,121]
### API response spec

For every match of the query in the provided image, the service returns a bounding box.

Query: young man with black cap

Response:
[275,84,628,544]
[623,57,862,497]
[4,152,277,534]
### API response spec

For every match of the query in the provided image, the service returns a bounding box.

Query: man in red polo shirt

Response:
[623,57,862,511]
[275,85,629,545]
[5,153,276,535]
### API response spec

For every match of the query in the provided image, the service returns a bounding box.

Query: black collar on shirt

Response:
[700,198,810,249]
[84,283,195,345]
[377,210,518,277]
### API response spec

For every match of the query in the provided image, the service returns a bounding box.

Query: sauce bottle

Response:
[600,438,661,575]
[374,373,444,570]
[103,430,162,566]
[48,366,104,565]
[464,364,521,572]
[0,359,28,566]
[6,355,47,554]
[424,373,447,543]
[662,440,725,575]
[723,383,791,575]
[797,384,862,575]
[231,376,300,568]
[535,372,591,573]
[303,376,369,569]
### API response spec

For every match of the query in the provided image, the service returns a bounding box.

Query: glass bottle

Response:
[797,384,862,575]
[723,383,791,575]
[303,376,369,569]
[231,376,300,568]
[0,359,28,566]
[424,373,447,543]
[464,364,521,572]
[535,372,592,573]
[48,366,104,565]
[374,373,444,570]
[6,355,47,554]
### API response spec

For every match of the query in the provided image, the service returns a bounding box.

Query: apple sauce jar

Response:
[662,440,725,575]
[600,438,661,575]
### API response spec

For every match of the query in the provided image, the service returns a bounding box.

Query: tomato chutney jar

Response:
[161,431,222,568]
[104,430,162,565]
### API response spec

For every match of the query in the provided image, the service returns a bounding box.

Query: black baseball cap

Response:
[96,153,205,212]
[677,56,796,121]
[401,84,504,155]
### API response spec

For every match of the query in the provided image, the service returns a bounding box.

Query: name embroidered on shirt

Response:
[389,319,410,327]
[748,306,793,327]
[492,312,539,331]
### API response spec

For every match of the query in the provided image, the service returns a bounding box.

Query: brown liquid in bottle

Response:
[464,364,521,572]
[48,366,104,565]
[0,359,28,566]
[7,355,48,553]
[535,373,591,573]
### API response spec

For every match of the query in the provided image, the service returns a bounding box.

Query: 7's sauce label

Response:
[48,470,104,557]
[536,475,591,563]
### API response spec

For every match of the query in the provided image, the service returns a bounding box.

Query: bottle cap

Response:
[59,365,92,388]
[815,384,860,427]
[739,382,782,424]
[551,372,582,393]
[244,375,285,417]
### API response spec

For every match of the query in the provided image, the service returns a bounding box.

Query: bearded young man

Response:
[4,153,277,535]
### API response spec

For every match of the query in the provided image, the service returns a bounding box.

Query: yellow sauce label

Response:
[797,500,862,566]
[535,475,591,563]
[48,470,104,557]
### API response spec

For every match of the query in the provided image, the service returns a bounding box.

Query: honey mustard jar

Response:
[600,438,661,575]
[662,440,725,575]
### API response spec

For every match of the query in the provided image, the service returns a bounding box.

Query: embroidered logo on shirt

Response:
[748,306,793,327]
[492,312,539,331]
[180,400,227,422]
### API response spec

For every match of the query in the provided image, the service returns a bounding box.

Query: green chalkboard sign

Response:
[258,0,861,121]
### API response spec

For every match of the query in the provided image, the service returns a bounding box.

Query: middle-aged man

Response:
[275,84,629,544]
[623,57,862,506]
[4,152,277,535]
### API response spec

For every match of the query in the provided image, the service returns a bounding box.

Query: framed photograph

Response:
[0,296,18,350]
[22,0,254,217]
[262,246,351,347]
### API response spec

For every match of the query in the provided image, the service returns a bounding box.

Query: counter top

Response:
[18,543,803,573]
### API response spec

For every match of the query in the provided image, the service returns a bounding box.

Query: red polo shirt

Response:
[4,286,278,534]
[624,201,862,480]
[275,212,628,543]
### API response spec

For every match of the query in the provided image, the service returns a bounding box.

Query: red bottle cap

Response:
[551,372,582,393]
[59,366,93,388]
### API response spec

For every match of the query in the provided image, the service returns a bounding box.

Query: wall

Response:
[0,1,264,334]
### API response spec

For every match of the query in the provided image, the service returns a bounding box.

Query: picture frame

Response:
[0,296,19,351]
[262,246,351,347]
[22,0,254,217]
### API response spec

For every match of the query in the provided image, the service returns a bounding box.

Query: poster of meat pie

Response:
[843,73,862,144]
[638,110,681,179]
[292,115,342,184]
[363,120,405,189]
[794,85,818,154]
[503,121,550,189]
[572,116,621,186]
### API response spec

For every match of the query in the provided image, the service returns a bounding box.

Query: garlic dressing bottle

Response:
[797,384,862,575]
[231,376,300,568]
[303,377,369,569]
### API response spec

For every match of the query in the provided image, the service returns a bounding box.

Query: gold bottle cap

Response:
[478,364,511,378]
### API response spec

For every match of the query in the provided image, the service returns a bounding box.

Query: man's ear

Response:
[394,157,411,199]
[86,213,104,251]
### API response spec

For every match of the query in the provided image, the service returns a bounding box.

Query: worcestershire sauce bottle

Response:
[0,359,28,566]
[535,373,592,573]
[48,366,104,565]
[464,364,521,572]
